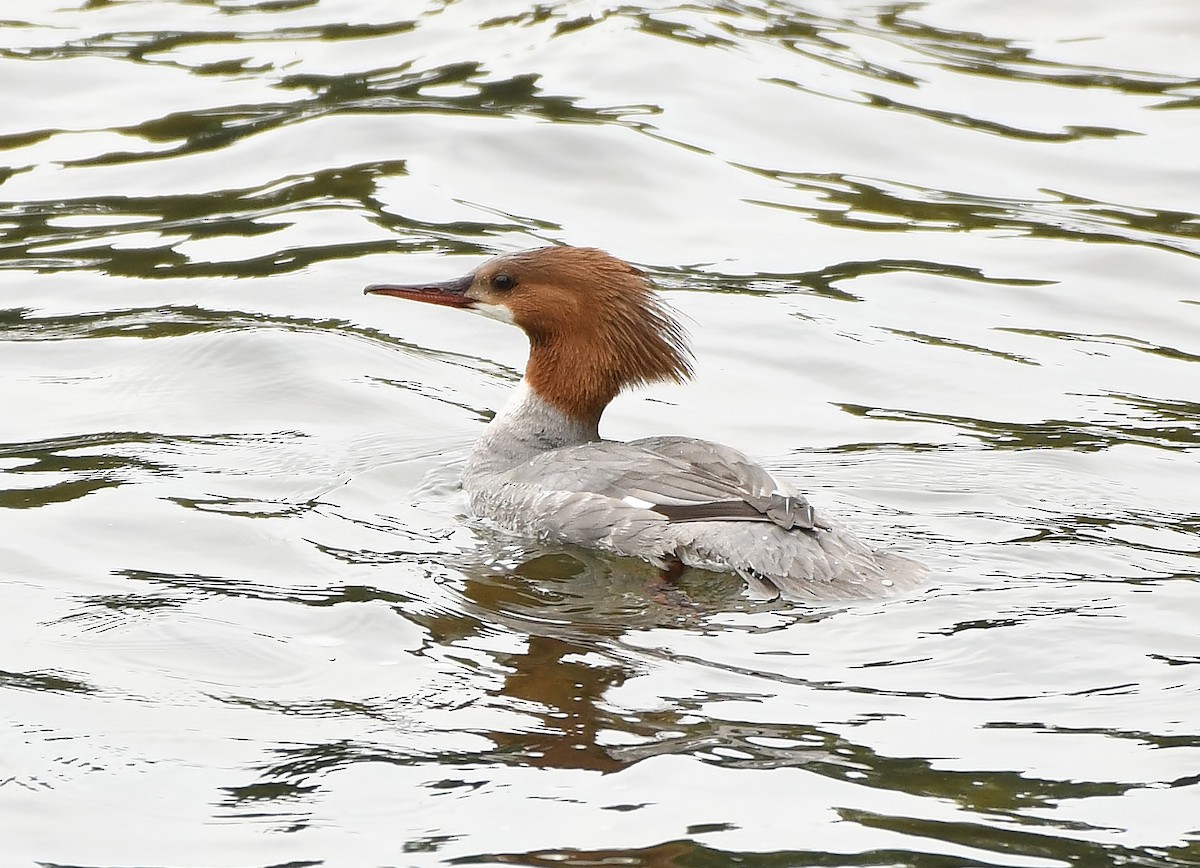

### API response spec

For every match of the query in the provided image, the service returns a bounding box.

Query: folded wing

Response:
[518,436,821,532]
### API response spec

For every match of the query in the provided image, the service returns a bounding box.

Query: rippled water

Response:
[3,1,1199,865]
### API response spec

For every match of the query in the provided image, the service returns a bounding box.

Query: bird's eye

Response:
[491,273,516,292]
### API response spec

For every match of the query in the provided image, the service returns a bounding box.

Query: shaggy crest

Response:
[493,247,693,423]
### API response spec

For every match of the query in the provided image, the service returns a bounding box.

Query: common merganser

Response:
[366,246,924,601]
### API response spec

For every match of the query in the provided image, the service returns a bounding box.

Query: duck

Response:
[366,245,924,601]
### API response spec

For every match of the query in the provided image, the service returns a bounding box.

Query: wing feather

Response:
[514,437,818,531]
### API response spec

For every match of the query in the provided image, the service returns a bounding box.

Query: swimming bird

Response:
[366,246,924,601]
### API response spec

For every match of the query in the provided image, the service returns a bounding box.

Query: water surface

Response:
[2,1,1198,866]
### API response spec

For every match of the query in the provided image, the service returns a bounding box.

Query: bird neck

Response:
[465,379,601,481]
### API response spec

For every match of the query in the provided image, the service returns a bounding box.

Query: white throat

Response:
[463,380,600,483]
[470,302,516,325]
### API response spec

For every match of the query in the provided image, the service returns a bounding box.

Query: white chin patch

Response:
[471,302,516,325]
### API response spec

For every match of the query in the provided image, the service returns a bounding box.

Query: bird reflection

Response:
[447,546,819,774]
[452,549,690,774]
[487,632,628,773]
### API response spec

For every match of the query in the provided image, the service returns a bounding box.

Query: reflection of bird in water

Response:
[491,633,628,774]
[438,547,839,775]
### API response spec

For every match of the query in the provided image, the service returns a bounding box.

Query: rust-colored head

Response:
[366,246,694,425]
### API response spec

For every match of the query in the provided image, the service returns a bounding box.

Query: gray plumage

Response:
[464,383,925,602]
